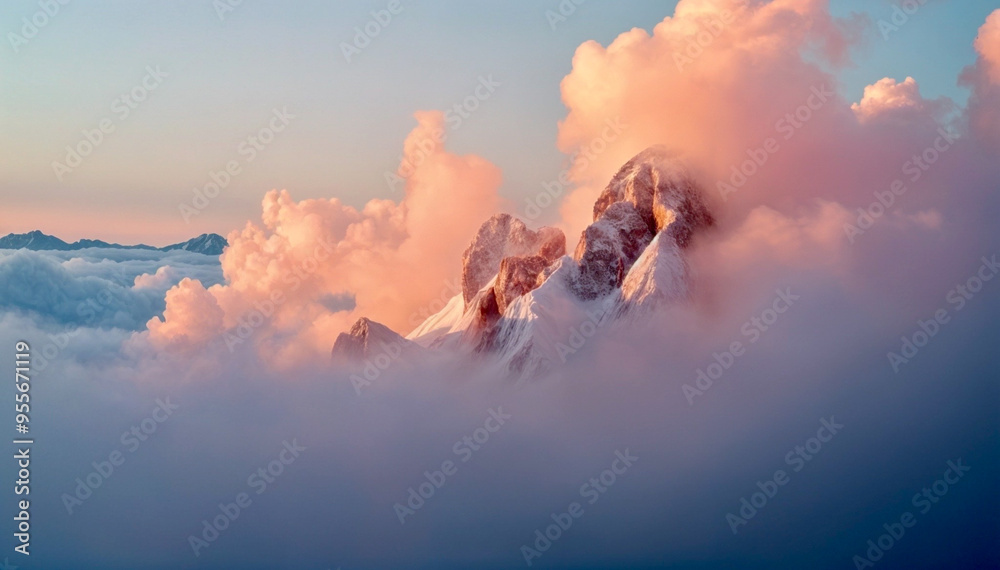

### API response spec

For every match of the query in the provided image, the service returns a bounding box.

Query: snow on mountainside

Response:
[162,233,229,255]
[0,230,73,250]
[405,291,471,350]
[0,231,228,256]
[333,146,715,380]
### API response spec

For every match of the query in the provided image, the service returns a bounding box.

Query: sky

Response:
[1,0,997,245]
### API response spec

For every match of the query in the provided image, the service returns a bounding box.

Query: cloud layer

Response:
[1,3,998,568]
[0,248,223,330]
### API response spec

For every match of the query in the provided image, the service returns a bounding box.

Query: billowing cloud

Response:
[975,9,1000,85]
[145,277,225,349]
[0,248,222,330]
[850,76,951,125]
[963,9,1000,149]
[147,111,503,364]
[554,0,872,238]
[133,265,179,289]
[550,0,1000,325]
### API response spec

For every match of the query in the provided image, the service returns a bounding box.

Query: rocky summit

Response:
[333,146,715,380]
[331,317,421,362]
[460,214,565,306]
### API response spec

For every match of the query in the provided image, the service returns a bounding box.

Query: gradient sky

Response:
[0,0,996,245]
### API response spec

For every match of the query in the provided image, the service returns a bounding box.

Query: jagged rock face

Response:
[655,184,714,248]
[594,145,713,246]
[476,288,501,329]
[566,146,713,301]
[461,214,565,306]
[536,227,566,261]
[570,202,652,300]
[331,317,416,362]
[335,145,715,382]
[332,331,365,361]
[494,255,549,314]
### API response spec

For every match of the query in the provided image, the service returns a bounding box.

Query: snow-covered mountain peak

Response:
[594,144,713,245]
[335,146,715,380]
[461,213,565,307]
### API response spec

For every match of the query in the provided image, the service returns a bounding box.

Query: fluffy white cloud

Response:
[0,248,223,329]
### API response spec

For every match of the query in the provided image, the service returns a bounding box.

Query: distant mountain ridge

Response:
[0,230,228,256]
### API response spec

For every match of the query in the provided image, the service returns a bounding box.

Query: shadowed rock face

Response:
[494,255,550,314]
[331,317,416,362]
[472,287,502,336]
[461,214,565,306]
[571,201,653,300]
[593,145,713,247]
[334,146,714,380]
[568,145,714,300]
[332,331,365,361]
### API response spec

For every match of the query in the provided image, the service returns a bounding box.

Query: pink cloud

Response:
[963,9,1000,149]
[147,111,503,365]
[850,77,943,124]
[146,278,225,348]
[553,0,870,240]
[550,0,999,330]
[975,9,1000,85]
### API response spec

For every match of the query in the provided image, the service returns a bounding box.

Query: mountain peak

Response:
[331,316,422,363]
[460,214,565,307]
[0,231,228,255]
[594,144,713,245]
[162,233,229,255]
[335,146,715,379]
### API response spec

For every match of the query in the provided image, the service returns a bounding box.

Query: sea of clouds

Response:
[0,1,998,568]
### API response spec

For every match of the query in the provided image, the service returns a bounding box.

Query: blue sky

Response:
[1,0,997,244]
